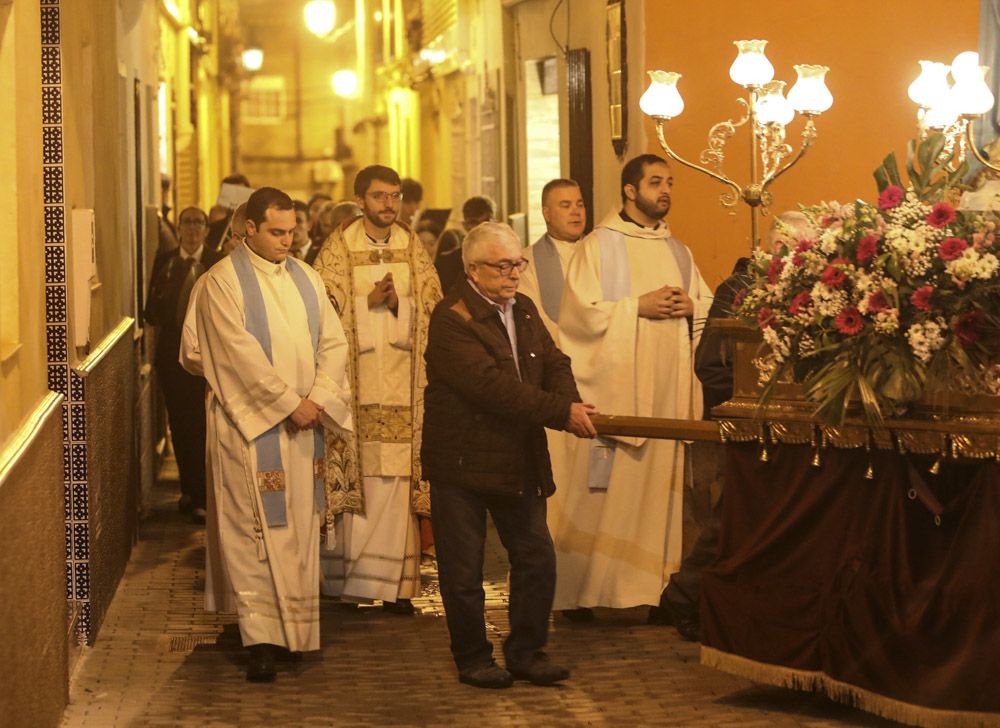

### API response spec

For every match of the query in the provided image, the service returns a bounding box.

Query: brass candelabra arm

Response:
[762,115,818,192]
[758,122,793,182]
[965,117,1000,173]
[654,118,744,207]
[699,98,751,172]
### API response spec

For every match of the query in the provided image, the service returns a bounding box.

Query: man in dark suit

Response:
[433,196,495,294]
[422,222,598,689]
[145,206,224,523]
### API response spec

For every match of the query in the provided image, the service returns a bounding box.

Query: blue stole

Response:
[230,244,326,527]
[531,235,565,324]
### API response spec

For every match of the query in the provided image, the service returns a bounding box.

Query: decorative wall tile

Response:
[40,7,59,44]
[70,403,86,441]
[44,286,66,324]
[44,246,64,282]
[46,323,67,362]
[42,86,62,124]
[43,166,64,203]
[41,47,61,85]
[44,206,64,244]
[72,523,89,559]
[43,127,63,164]
[70,372,84,401]
[73,562,89,599]
[48,364,67,394]
[70,444,87,482]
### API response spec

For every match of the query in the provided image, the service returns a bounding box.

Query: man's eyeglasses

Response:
[478,258,529,276]
[368,191,403,202]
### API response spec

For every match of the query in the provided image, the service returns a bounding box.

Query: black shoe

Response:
[246,644,277,682]
[382,598,415,615]
[561,607,595,623]
[458,661,514,689]
[647,605,673,625]
[507,652,570,686]
[191,507,207,525]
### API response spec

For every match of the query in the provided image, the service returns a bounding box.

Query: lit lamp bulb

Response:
[304,0,336,38]
[949,64,995,116]
[331,69,359,98]
[950,51,982,83]
[241,47,263,72]
[923,98,959,129]
[787,64,833,114]
[755,80,794,125]
[907,60,952,108]
[729,40,774,87]
[639,70,685,119]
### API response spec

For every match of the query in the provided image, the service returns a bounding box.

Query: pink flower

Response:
[956,310,986,345]
[789,291,812,315]
[878,185,904,210]
[835,306,864,335]
[927,202,956,229]
[910,285,934,312]
[767,255,785,284]
[820,258,850,288]
[856,235,879,263]
[757,307,775,329]
[938,236,968,261]
[867,290,890,313]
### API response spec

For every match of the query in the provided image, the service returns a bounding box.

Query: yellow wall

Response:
[643,1,979,289]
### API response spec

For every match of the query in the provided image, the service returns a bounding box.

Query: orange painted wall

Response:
[643,1,979,288]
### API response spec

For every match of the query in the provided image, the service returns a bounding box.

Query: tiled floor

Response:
[60,469,896,727]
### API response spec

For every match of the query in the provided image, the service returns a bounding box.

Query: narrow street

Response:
[59,467,893,727]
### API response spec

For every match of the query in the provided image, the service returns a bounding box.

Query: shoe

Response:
[191,507,207,525]
[246,644,277,682]
[275,646,303,662]
[507,652,570,686]
[648,603,700,641]
[458,661,514,689]
[672,613,701,642]
[561,607,594,623]
[178,494,193,513]
[382,598,415,615]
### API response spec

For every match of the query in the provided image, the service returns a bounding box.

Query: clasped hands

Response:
[638,285,693,319]
[367,272,399,314]
[285,398,324,433]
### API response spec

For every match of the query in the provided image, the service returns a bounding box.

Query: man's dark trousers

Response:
[157,341,207,509]
[430,480,556,671]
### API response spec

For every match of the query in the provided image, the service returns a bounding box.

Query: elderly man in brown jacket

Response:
[422,222,598,689]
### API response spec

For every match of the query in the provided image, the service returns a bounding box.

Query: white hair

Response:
[462,222,521,268]
[767,210,813,247]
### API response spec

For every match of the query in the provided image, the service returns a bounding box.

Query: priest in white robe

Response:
[313,165,442,613]
[551,155,712,615]
[194,187,352,682]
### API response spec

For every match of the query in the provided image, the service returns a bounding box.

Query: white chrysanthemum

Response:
[818,228,839,255]
[810,281,848,317]
[762,325,790,363]
[874,309,900,334]
[905,319,945,363]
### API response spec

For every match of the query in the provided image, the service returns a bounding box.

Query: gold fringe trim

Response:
[700,646,1000,728]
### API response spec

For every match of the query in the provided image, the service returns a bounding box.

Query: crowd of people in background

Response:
[147,154,740,689]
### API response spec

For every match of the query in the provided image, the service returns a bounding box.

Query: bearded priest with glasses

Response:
[421,221,599,689]
[313,165,443,615]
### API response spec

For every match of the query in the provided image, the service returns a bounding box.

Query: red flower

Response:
[792,253,806,267]
[789,291,812,315]
[910,285,934,311]
[820,258,849,288]
[956,310,986,345]
[878,185,904,210]
[867,290,890,313]
[835,306,864,335]
[938,236,968,261]
[795,239,814,253]
[733,288,747,307]
[757,307,775,329]
[767,255,785,284]
[926,202,956,229]
[856,235,879,263]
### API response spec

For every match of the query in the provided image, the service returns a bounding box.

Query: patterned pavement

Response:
[59,468,898,727]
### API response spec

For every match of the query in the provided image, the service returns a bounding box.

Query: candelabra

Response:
[907,51,999,173]
[639,40,833,249]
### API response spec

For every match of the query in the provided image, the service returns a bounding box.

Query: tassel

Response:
[864,462,874,480]
[759,444,769,462]
[928,458,941,475]
[255,529,267,561]
[325,515,336,550]
[811,448,821,467]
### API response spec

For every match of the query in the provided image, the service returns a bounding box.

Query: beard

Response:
[363,205,397,230]
[634,191,670,220]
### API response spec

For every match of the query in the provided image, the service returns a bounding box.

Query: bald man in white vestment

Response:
[194,186,353,682]
[551,155,712,618]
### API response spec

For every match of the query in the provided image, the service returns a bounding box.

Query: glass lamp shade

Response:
[950,66,995,116]
[640,70,685,119]
[923,99,959,129]
[787,65,833,114]
[241,47,263,72]
[950,51,982,83]
[729,40,774,87]
[303,0,337,38]
[755,80,795,125]
[907,60,952,108]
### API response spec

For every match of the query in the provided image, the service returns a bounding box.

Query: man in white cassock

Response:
[313,165,442,614]
[551,154,713,619]
[192,186,352,683]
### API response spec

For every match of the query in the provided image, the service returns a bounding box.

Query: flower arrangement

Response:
[737,134,1000,425]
